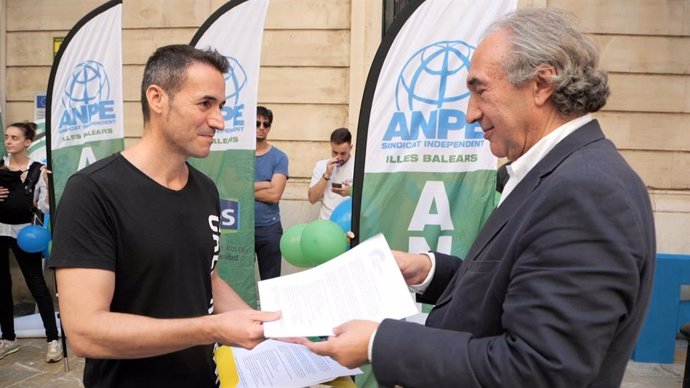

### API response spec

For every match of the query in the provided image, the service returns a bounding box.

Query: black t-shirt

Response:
[51,154,220,388]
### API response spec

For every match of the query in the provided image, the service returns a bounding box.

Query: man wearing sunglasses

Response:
[308,127,354,220]
[254,106,289,280]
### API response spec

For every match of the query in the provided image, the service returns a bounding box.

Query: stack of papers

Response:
[258,233,419,337]
[222,233,418,387]
[221,340,360,388]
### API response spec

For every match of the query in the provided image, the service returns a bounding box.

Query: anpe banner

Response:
[46,0,124,208]
[353,2,517,385]
[355,0,516,257]
[190,0,269,307]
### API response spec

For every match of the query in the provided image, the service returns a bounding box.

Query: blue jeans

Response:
[254,222,283,280]
[0,236,58,341]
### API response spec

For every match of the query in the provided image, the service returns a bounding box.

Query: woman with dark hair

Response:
[0,121,61,362]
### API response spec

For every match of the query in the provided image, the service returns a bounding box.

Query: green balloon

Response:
[280,224,311,268]
[300,220,348,266]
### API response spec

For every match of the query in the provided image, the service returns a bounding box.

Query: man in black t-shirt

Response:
[51,45,279,388]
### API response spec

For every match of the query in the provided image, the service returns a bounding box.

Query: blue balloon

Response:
[329,198,352,234]
[17,225,51,253]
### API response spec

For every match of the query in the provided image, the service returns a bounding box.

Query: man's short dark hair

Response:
[330,127,351,145]
[140,44,229,123]
[257,106,273,124]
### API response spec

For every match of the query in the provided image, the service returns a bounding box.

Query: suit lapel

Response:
[431,120,606,309]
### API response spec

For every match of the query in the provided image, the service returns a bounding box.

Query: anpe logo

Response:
[224,57,247,106]
[59,60,115,132]
[222,56,247,130]
[396,41,472,110]
[219,198,240,232]
[63,61,110,107]
[384,41,483,143]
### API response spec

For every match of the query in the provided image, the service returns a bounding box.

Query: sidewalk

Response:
[0,337,84,388]
[0,336,685,387]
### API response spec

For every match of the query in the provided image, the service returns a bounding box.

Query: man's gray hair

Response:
[485,8,609,116]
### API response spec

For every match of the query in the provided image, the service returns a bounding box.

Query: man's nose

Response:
[209,109,225,131]
[466,94,481,125]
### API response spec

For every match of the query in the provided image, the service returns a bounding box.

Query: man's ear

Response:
[533,64,557,107]
[146,85,167,115]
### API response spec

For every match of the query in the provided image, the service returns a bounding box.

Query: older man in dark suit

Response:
[305,8,655,388]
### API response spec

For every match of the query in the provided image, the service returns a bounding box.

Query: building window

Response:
[383,0,416,37]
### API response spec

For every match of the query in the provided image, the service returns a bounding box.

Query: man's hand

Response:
[212,310,281,350]
[392,250,432,285]
[303,320,379,369]
[330,182,350,197]
[325,157,343,176]
[0,186,8,202]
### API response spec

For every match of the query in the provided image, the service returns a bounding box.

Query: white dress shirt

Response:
[499,114,593,205]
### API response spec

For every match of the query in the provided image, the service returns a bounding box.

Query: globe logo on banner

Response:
[396,41,473,111]
[384,40,483,143]
[222,56,247,131]
[224,56,247,106]
[59,60,116,133]
[62,60,110,108]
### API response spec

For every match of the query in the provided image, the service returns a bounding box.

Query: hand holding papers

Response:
[259,233,418,337]
[218,340,361,388]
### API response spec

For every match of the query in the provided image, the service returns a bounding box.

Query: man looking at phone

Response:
[308,127,354,220]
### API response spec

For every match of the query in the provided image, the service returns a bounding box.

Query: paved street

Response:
[0,335,685,387]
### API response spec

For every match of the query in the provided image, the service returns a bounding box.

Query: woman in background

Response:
[0,121,61,362]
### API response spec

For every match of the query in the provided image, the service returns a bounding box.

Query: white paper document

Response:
[233,340,360,388]
[259,233,418,337]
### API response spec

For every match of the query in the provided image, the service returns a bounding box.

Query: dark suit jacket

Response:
[372,120,656,388]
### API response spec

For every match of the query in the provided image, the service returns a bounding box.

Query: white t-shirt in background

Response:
[309,157,354,220]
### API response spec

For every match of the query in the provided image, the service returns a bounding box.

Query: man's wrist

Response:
[322,173,330,181]
[409,252,435,294]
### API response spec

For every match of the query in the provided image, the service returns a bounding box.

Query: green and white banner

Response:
[46,0,124,207]
[190,0,270,307]
[355,0,516,257]
[353,1,516,384]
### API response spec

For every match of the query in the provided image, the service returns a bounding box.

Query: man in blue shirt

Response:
[254,106,289,280]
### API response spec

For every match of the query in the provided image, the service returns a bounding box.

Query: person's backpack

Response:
[0,160,44,224]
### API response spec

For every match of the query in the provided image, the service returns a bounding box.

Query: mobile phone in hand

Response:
[331,182,342,188]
